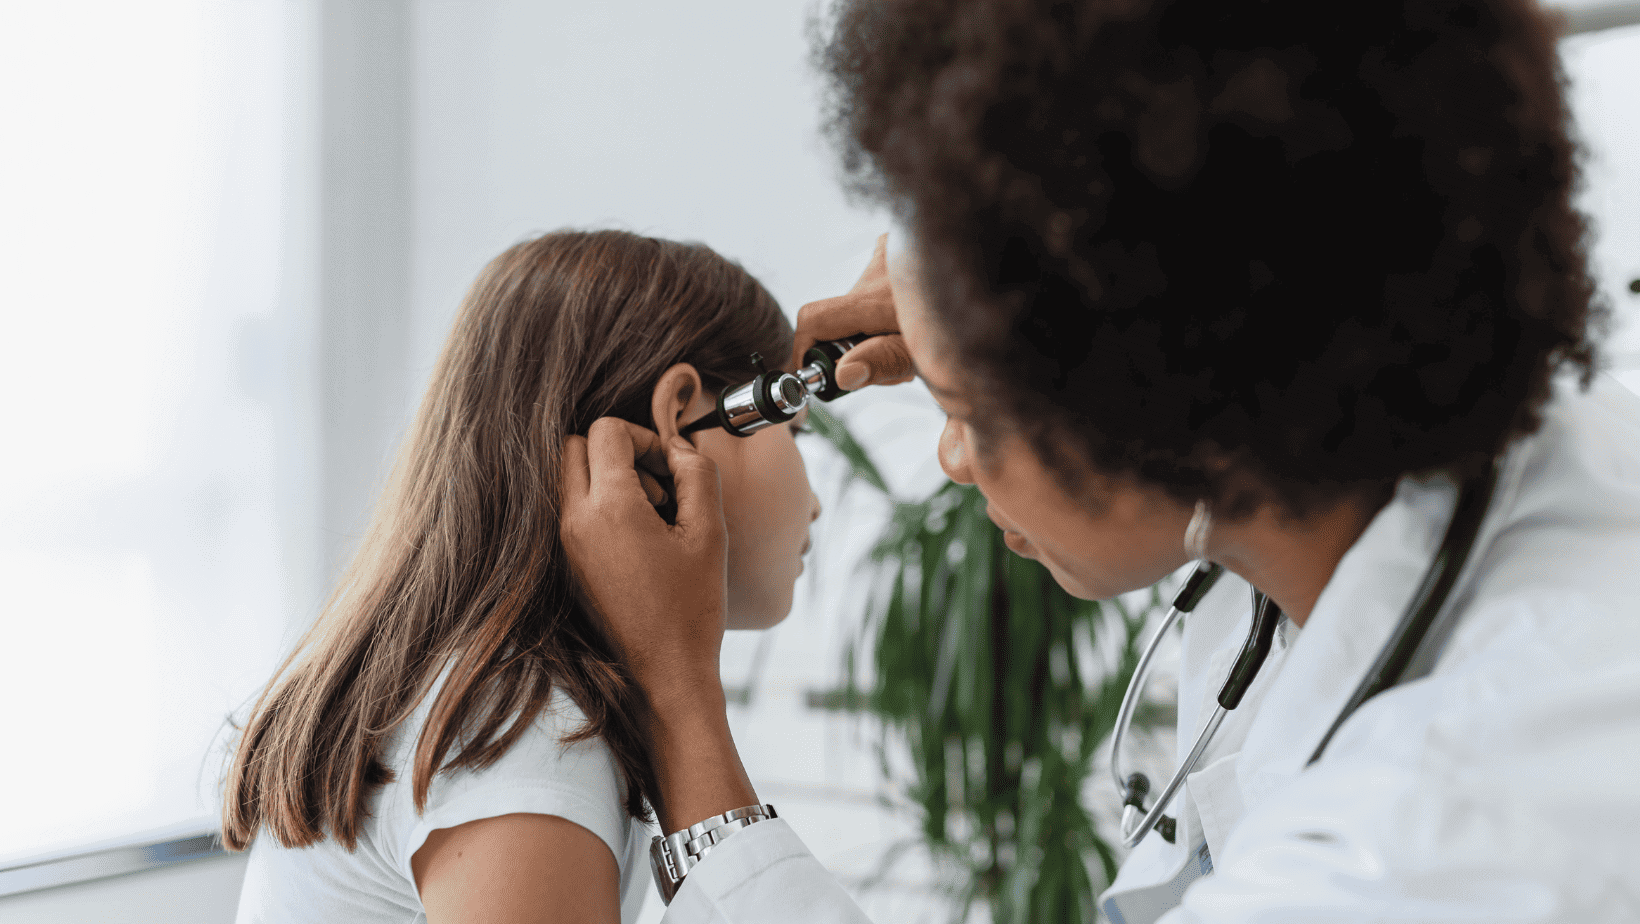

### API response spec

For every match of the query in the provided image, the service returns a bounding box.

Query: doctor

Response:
[559,0,1640,921]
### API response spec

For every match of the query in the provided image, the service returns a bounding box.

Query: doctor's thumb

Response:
[836,334,914,390]
[665,438,727,544]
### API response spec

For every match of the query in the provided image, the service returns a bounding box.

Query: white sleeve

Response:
[392,693,633,884]
[661,819,873,924]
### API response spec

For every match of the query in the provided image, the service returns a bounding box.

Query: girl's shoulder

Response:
[371,674,639,885]
[238,678,649,923]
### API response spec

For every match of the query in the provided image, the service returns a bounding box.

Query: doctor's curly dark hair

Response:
[811,0,1608,519]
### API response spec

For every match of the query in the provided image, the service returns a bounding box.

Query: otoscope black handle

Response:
[802,336,873,403]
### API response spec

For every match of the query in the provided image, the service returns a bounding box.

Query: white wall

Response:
[402,0,893,391]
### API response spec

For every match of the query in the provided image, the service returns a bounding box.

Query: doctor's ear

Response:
[650,363,710,442]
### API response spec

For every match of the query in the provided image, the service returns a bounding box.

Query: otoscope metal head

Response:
[681,337,866,438]
[712,366,809,437]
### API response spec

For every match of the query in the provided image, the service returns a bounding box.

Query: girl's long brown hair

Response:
[222,229,791,850]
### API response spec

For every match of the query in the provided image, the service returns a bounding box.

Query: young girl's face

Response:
[689,406,821,630]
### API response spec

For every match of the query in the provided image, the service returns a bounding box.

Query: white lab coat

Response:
[662,372,1640,923]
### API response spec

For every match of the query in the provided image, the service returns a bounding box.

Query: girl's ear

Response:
[650,363,708,442]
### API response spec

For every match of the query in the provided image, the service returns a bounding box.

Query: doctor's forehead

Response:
[890,261,970,405]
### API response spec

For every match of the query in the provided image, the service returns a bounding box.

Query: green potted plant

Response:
[807,405,1164,924]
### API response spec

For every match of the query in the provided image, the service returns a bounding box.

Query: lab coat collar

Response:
[1233,433,1531,812]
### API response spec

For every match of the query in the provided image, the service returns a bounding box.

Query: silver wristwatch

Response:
[650,804,778,904]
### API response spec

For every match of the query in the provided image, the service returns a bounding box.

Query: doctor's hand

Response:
[560,419,728,688]
[791,232,915,389]
[560,418,759,833]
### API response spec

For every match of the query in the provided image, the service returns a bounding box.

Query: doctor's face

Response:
[891,250,1197,601]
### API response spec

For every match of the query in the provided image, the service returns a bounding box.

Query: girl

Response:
[223,229,821,923]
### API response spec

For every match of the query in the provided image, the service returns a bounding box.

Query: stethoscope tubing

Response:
[1110,464,1499,851]
[1121,704,1226,848]
[1111,560,1233,848]
[1109,601,1186,798]
[1113,560,1280,847]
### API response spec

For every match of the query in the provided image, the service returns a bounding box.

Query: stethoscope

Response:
[1110,462,1500,849]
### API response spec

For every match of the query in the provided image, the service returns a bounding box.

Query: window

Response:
[0,1,309,862]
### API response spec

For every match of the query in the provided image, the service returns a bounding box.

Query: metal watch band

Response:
[650,803,778,904]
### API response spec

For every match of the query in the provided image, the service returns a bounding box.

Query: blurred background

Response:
[0,2,1636,922]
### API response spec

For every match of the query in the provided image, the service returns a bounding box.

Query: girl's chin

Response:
[726,593,795,631]
[726,611,791,631]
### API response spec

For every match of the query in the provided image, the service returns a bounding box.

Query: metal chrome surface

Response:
[1109,603,1187,797]
[771,373,808,414]
[719,380,766,434]
[651,803,777,904]
[1120,706,1227,848]
[796,360,828,394]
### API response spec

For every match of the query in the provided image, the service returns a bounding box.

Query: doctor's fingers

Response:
[790,235,896,368]
[582,418,671,508]
[833,334,916,390]
[562,433,592,501]
[663,437,727,546]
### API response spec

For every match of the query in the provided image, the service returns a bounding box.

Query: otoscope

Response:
[680,337,867,437]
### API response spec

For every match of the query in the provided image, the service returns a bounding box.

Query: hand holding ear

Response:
[560,418,728,688]
[791,232,915,389]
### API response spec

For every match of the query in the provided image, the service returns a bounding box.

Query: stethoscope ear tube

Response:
[1112,563,1283,848]
[1172,560,1222,611]
[1112,463,1501,853]
[1216,593,1284,711]
[1110,561,1225,847]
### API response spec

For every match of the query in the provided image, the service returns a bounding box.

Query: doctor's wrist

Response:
[645,696,758,835]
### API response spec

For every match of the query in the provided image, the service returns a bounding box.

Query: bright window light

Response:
[0,1,300,861]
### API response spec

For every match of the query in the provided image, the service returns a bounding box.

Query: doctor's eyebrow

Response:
[919,375,970,414]
[918,371,950,397]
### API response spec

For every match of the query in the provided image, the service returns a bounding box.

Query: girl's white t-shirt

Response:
[234,672,654,923]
